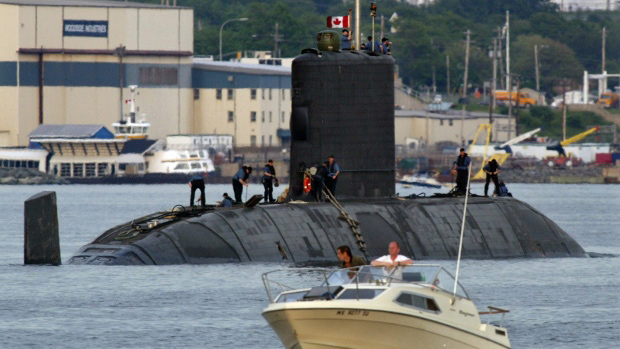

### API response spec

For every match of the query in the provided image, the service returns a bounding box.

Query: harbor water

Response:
[0,183,618,348]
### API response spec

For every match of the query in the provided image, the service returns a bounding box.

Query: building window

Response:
[440,119,444,126]
[251,89,257,100]
[216,89,222,100]
[194,88,200,100]
[228,111,234,122]
[269,111,272,123]
[227,89,234,100]
[269,135,273,146]
[73,163,84,177]
[97,163,108,176]
[282,89,285,100]
[85,163,96,177]
[139,67,178,86]
[250,135,257,147]
[251,111,257,122]
[262,111,265,123]
[281,112,285,123]
[262,89,266,100]
[60,163,71,177]
[269,89,272,100]
[449,119,453,126]
[262,135,265,146]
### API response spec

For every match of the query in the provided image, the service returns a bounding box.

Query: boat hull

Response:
[263,307,510,349]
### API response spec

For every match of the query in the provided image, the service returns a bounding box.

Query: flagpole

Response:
[355,0,360,50]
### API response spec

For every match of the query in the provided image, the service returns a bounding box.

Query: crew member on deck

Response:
[483,159,502,197]
[218,192,234,207]
[263,159,276,203]
[341,29,352,50]
[452,148,471,194]
[325,155,340,198]
[232,166,251,204]
[188,172,206,208]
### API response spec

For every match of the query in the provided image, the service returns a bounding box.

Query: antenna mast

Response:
[453,163,472,299]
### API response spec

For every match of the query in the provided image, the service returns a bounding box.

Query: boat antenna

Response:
[453,163,472,299]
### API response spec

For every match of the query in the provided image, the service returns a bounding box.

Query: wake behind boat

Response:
[262,265,510,349]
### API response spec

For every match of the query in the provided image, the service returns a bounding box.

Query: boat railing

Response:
[262,265,467,303]
[479,306,510,327]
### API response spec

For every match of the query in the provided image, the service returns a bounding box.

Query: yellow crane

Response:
[468,125,542,180]
[466,124,511,180]
[547,126,599,157]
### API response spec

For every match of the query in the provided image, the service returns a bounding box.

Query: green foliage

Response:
[517,107,609,140]
[138,0,619,94]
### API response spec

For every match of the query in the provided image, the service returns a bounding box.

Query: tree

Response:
[511,35,583,92]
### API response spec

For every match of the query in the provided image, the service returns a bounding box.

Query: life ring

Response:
[303,177,312,194]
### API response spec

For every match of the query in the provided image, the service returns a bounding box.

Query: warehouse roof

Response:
[29,124,115,139]
[0,0,188,9]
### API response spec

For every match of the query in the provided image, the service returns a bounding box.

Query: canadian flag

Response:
[326,16,349,28]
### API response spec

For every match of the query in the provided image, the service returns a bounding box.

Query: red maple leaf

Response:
[333,18,341,25]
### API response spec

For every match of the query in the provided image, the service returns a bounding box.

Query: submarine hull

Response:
[68,197,586,265]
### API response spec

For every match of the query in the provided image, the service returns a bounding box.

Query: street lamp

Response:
[219,17,249,61]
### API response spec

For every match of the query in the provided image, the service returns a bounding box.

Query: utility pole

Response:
[355,0,361,52]
[446,55,451,96]
[492,37,498,108]
[562,81,567,141]
[602,27,606,73]
[507,73,513,140]
[497,27,505,89]
[535,44,540,91]
[515,77,521,136]
[380,14,385,39]
[274,23,279,58]
[488,78,494,142]
[505,11,510,90]
[460,30,471,146]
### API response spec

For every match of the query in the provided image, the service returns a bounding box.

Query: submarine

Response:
[68,31,586,265]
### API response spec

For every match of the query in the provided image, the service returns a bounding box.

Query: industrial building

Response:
[395,109,513,150]
[0,0,294,150]
[0,0,194,147]
[192,60,291,148]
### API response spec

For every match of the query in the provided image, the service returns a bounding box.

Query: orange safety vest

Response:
[303,177,312,194]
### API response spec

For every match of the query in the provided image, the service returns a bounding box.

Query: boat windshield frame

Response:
[262,264,468,303]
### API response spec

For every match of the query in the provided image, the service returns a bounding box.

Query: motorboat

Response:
[399,174,443,189]
[262,265,510,348]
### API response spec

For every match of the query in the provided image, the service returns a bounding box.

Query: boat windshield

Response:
[322,265,468,299]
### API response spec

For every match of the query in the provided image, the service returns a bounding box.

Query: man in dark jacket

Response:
[325,155,340,198]
[188,172,205,208]
[452,148,471,194]
[483,159,502,196]
[313,161,329,202]
[232,166,251,204]
[262,160,276,203]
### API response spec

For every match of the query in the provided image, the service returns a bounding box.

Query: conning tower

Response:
[289,30,395,199]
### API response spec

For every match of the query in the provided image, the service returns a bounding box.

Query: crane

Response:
[468,125,541,180]
[546,126,599,157]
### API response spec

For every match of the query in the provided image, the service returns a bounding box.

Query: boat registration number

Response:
[336,310,370,317]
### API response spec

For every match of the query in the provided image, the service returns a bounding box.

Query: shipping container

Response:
[595,153,613,164]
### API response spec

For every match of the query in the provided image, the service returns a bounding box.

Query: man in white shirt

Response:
[371,241,413,267]
[371,242,413,280]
